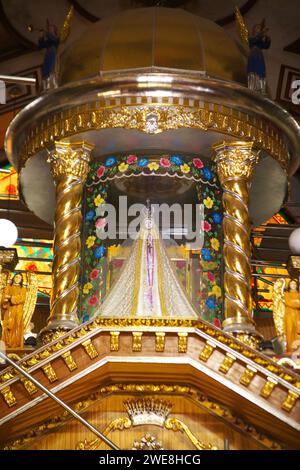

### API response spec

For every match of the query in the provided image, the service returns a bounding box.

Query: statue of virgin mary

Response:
[94,205,199,319]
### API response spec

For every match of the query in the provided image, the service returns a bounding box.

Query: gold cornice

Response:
[1,383,284,450]
[21,98,289,171]
[0,318,299,391]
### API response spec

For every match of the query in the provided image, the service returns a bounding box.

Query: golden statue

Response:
[273,278,300,353]
[0,270,38,349]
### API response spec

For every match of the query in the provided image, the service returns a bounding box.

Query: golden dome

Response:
[60,7,246,85]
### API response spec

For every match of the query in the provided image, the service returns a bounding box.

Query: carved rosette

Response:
[41,141,94,342]
[213,141,261,347]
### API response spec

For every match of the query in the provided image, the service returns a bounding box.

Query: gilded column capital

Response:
[47,141,94,182]
[213,141,259,183]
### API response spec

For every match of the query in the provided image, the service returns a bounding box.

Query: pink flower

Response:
[97,166,105,178]
[201,220,211,232]
[90,269,100,280]
[88,295,98,306]
[213,318,222,328]
[112,259,124,268]
[160,157,171,167]
[193,158,204,169]
[176,260,186,269]
[127,155,138,164]
[95,218,107,229]
[207,272,215,282]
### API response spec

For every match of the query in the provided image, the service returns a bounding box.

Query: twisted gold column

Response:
[213,141,262,348]
[41,141,94,342]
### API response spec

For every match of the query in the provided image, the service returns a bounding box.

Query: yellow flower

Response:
[212,285,222,298]
[94,195,105,207]
[86,236,96,248]
[148,162,159,171]
[180,163,190,174]
[203,197,213,209]
[83,282,93,294]
[118,162,129,172]
[210,238,220,251]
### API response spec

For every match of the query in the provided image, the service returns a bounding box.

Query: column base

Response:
[39,318,79,344]
[223,317,263,350]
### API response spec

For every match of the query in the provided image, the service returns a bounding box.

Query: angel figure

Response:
[0,271,38,349]
[273,278,300,354]
[235,7,271,94]
[35,6,74,90]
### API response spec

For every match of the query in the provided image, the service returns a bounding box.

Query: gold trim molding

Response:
[1,383,284,450]
[21,98,289,170]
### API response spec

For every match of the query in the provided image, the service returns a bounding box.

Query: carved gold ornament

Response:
[239,366,257,387]
[2,383,284,450]
[21,98,288,171]
[199,341,216,362]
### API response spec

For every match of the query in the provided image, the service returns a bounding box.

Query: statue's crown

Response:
[124,398,172,426]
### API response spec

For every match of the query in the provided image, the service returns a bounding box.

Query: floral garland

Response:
[86,154,218,187]
[197,184,223,325]
[81,153,223,324]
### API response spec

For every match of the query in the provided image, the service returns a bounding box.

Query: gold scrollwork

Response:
[260,378,277,399]
[2,383,284,450]
[164,417,218,450]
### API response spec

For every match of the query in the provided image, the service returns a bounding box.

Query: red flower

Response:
[193,158,204,169]
[88,295,98,306]
[87,187,93,193]
[5,184,17,195]
[207,272,215,282]
[97,166,105,178]
[213,318,222,328]
[201,220,211,232]
[26,262,37,272]
[90,269,100,280]
[127,155,138,164]
[160,157,171,167]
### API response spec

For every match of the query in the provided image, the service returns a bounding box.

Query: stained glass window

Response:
[0,164,19,200]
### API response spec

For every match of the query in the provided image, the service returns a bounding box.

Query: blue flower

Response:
[205,297,216,309]
[82,314,90,323]
[203,168,213,181]
[85,210,95,221]
[138,158,149,167]
[212,212,222,224]
[201,248,212,261]
[94,245,106,259]
[105,156,117,167]
[170,155,183,165]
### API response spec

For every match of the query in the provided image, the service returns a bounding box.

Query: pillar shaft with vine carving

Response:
[41,141,94,342]
[213,141,261,348]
